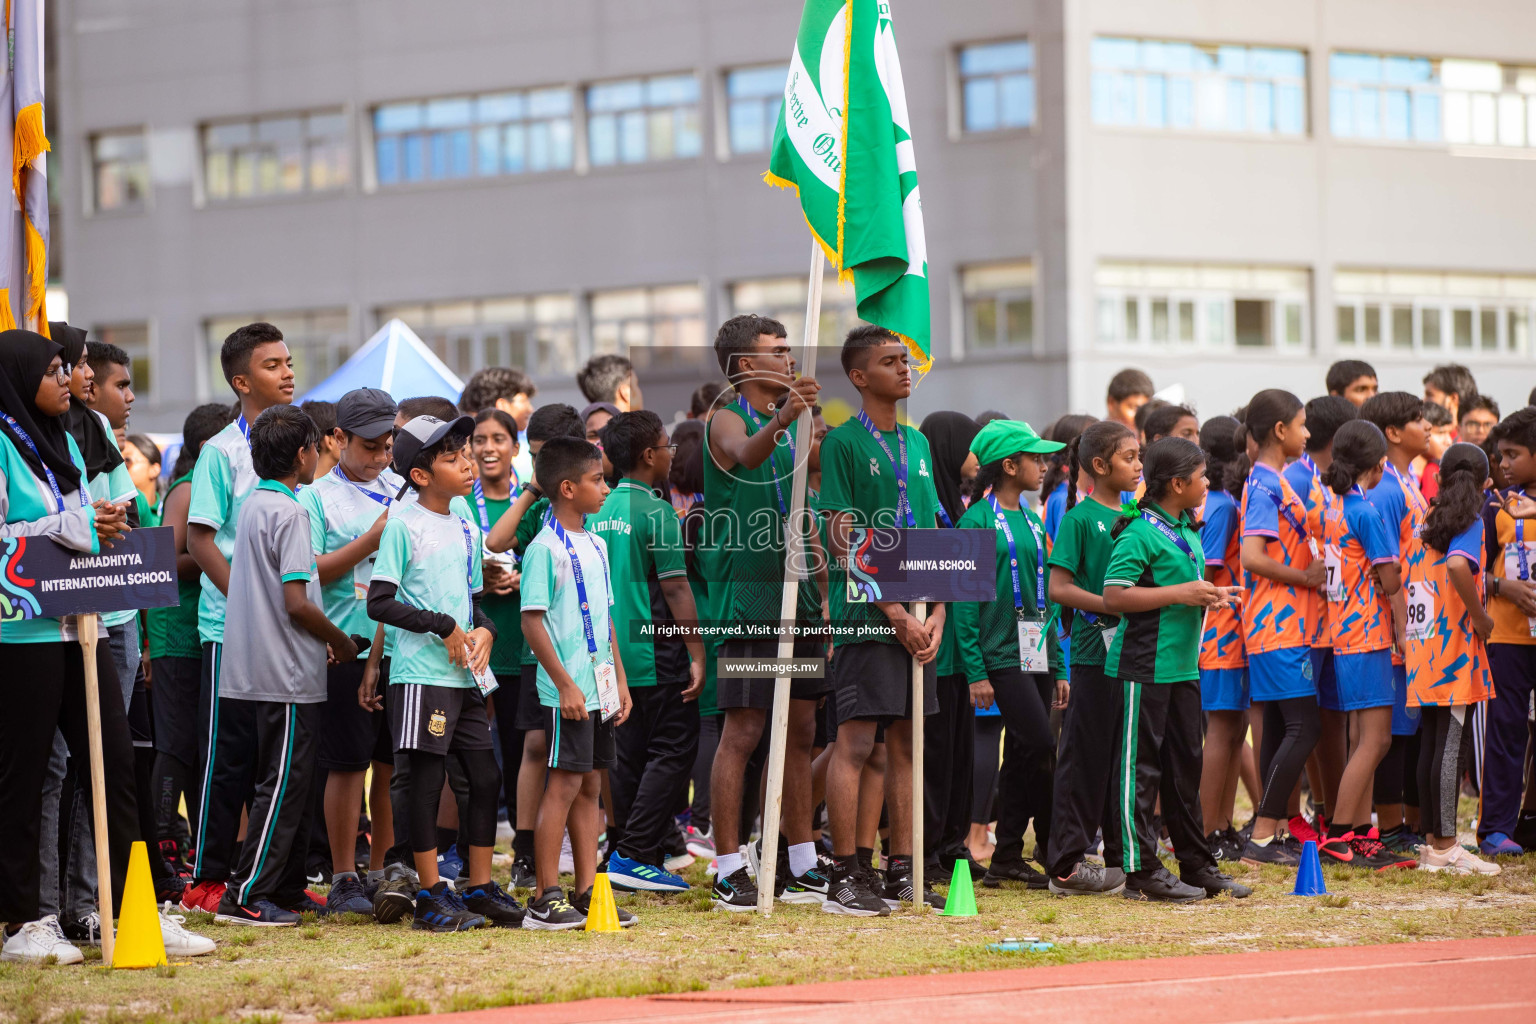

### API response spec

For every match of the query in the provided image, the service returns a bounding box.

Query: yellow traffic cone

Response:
[112,842,167,968]
[584,873,623,932]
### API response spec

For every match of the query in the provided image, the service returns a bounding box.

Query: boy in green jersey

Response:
[819,326,946,916]
[703,314,829,912]
[1102,437,1246,902]
[297,387,402,914]
[594,412,706,893]
[184,323,295,909]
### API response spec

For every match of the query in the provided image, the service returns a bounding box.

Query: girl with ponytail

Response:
[1317,421,1414,868]
[1237,389,1327,865]
[1042,414,1096,542]
[1406,443,1500,874]
[1039,418,1138,894]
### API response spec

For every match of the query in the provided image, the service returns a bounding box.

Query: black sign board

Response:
[843,528,998,604]
[0,526,179,621]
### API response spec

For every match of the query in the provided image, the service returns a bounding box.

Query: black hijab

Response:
[920,411,981,527]
[0,328,84,492]
[50,321,123,478]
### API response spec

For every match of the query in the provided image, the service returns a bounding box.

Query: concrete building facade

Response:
[56,0,1536,431]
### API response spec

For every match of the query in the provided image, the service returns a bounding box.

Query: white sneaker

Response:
[1,916,84,965]
[1420,844,1502,876]
[160,902,217,957]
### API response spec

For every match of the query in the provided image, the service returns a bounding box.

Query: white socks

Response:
[789,842,817,877]
[717,851,745,877]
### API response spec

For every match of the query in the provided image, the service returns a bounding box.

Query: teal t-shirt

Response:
[519,521,613,711]
[297,466,401,658]
[187,420,258,645]
[372,501,485,689]
[0,431,99,644]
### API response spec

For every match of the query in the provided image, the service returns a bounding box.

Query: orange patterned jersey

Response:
[1324,490,1399,655]
[1285,456,1333,648]
[1200,489,1246,669]
[1367,462,1429,665]
[1241,462,1316,654]
[1405,519,1494,707]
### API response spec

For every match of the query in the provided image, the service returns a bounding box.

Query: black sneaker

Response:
[1513,812,1536,852]
[412,882,484,932]
[1240,837,1300,867]
[981,859,1049,890]
[521,886,586,930]
[324,875,374,916]
[711,866,759,913]
[569,886,636,928]
[1181,865,1253,899]
[781,867,831,904]
[154,873,188,906]
[944,854,988,881]
[883,861,945,909]
[1348,835,1417,872]
[1236,818,1256,844]
[372,877,415,924]
[1047,861,1126,896]
[461,881,525,928]
[1219,827,1246,862]
[745,835,790,895]
[214,894,300,927]
[1124,865,1206,904]
[822,863,890,917]
[508,857,537,891]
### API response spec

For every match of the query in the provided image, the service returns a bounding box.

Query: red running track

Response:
[364,935,1536,1024]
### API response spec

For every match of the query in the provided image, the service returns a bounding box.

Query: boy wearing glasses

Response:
[590,411,707,892]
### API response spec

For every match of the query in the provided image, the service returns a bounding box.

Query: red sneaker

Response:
[180,879,226,914]
[1287,815,1321,846]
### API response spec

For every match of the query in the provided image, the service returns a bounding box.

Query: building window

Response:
[373,88,575,185]
[590,285,705,372]
[1091,38,1307,136]
[1095,262,1309,351]
[94,323,152,400]
[1333,269,1535,356]
[961,261,1035,351]
[203,310,349,398]
[202,110,349,201]
[959,40,1035,132]
[1331,52,1536,148]
[587,74,702,166]
[377,295,578,379]
[90,130,149,212]
[725,65,787,155]
[730,276,861,350]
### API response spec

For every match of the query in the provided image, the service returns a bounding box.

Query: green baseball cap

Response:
[969,419,1065,464]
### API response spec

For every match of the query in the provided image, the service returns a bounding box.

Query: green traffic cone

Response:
[940,859,978,917]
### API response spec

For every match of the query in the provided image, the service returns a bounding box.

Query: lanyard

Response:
[856,409,914,528]
[0,411,87,511]
[1141,508,1200,578]
[332,466,391,508]
[1518,520,1531,581]
[1248,466,1307,537]
[471,479,490,532]
[990,496,1044,617]
[235,414,250,442]
[937,505,953,528]
[551,518,608,663]
[1385,461,1427,518]
[738,397,794,519]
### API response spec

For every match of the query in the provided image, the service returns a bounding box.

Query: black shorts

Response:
[715,638,832,709]
[545,707,617,774]
[150,655,201,762]
[515,663,545,732]
[832,641,938,725]
[321,659,394,771]
[389,683,493,755]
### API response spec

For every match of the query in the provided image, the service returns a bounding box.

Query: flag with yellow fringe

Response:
[7,0,48,335]
[764,0,929,375]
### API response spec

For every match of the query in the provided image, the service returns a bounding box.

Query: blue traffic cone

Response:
[1291,840,1330,896]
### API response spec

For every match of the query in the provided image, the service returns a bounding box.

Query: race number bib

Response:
[1017,618,1049,674]
[596,660,620,718]
[471,663,500,698]
[1324,544,1344,602]
[1403,581,1434,641]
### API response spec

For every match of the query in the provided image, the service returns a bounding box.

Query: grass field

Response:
[4,835,1534,1024]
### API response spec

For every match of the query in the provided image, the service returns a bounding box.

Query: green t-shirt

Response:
[135,490,163,657]
[476,492,527,675]
[683,505,721,717]
[817,415,942,645]
[520,521,613,710]
[591,480,691,688]
[1103,504,1205,684]
[517,496,553,668]
[1045,497,1122,668]
[954,498,1065,683]
[372,502,485,689]
[147,475,202,660]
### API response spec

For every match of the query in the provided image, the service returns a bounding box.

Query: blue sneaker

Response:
[437,844,464,881]
[605,853,689,892]
[323,875,373,916]
[1479,832,1525,858]
[412,882,484,932]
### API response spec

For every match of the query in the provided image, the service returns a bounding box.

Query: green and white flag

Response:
[765,0,930,374]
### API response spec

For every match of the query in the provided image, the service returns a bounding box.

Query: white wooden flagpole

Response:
[755,239,824,914]
[910,601,926,910]
[79,611,117,963]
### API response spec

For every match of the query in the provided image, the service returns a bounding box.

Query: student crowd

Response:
[1,317,1532,963]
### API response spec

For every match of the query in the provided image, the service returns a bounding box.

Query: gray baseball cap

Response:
[392,414,474,481]
[336,388,398,438]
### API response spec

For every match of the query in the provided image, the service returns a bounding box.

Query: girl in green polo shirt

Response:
[1102,437,1247,903]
